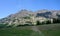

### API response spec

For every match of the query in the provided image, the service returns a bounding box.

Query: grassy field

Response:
[0,24,60,36]
[0,27,33,36]
[41,30,60,36]
[0,27,43,36]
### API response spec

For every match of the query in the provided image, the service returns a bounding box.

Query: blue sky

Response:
[0,0,60,18]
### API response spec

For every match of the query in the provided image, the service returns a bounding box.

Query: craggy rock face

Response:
[0,9,60,26]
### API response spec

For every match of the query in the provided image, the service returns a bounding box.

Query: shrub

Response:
[23,16,30,19]
[7,24,15,28]
[46,20,51,24]
[53,18,60,23]
[0,24,8,28]
[42,22,46,24]
[36,21,41,25]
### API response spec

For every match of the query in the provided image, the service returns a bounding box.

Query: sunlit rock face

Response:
[0,9,60,26]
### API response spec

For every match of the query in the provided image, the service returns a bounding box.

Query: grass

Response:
[41,30,60,36]
[0,27,44,36]
[0,24,60,36]
[0,27,33,36]
[0,28,60,36]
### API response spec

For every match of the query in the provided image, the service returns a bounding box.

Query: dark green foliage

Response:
[53,18,57,23]
[7,24,15,28]
[36,21,41,25]
[57,19,60,23]
[24,24,30,26]
[23,16,30,19]
[25,21,32,24]
[53,18,60,23]
[17,24,33,27]
[42,22,46,24]
[46,20,51,24]
[16,25,23,27]
[0,24,8,28]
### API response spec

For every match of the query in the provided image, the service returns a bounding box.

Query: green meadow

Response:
[0,24,60,36]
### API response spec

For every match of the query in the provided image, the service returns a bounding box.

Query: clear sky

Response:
[0,0,60,18]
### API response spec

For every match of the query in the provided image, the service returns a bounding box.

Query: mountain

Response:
[0,9,60,26]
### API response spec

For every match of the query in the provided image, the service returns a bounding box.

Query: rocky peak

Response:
[0,9,60,26]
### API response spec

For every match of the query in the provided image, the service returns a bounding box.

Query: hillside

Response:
[0,24,60,36]
[0,9,60,26]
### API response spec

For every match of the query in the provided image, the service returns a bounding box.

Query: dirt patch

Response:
[31,26,44,36]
